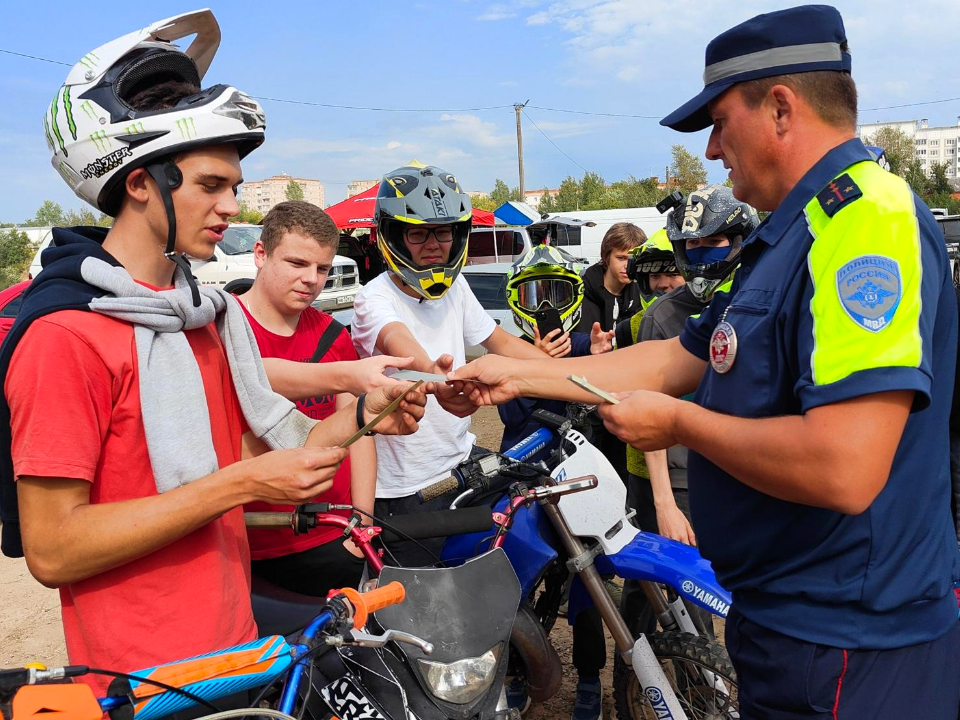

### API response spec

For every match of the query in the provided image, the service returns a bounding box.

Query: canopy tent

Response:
[325,185,495,229]
[494,201,541,226]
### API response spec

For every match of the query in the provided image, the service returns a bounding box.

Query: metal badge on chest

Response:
[710,307,738,373]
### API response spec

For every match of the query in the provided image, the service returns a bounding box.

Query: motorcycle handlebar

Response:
[379,506,493,543]
[333,581,405,629]
[416,475,463,502]
[244,512,292,529]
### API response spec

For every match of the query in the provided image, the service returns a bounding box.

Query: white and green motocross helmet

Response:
[506,245,584,339]
[44,9,265,217]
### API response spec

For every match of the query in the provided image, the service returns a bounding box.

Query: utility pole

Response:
[515,100,529,200]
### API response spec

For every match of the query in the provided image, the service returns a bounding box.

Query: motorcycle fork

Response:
[539,501,690,719]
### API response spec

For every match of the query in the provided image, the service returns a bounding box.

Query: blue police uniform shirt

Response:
[679,138,960,649]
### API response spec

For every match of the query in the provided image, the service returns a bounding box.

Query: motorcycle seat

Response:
[251,576,326,637]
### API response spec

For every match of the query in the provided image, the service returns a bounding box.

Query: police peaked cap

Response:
[661,5,851,133]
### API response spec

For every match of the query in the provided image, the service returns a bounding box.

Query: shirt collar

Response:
[750,137,874,247]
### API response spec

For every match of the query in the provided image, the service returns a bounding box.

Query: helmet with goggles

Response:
[664,185,758,302]
[375,162,472,301]
[44,9,266,306]
[628,229,678,299]
[506,246,584,339]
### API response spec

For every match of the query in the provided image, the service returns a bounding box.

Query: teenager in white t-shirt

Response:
[352,162,545,566]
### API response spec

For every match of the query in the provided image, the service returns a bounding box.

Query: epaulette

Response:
[816,173,862,218]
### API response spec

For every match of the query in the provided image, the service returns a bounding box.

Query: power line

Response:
[250,95,512,113]
[3,46,960,117]
[521,108,588,173]
[0,48,70,66]
[527,105,660,119]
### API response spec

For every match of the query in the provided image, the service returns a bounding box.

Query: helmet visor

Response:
[515,277,578,313]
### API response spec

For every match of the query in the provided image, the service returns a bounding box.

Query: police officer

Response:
[451,5,960,717]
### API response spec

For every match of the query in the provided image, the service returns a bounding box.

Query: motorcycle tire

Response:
[613,631,738,720]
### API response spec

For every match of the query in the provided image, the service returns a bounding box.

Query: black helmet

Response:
[375,162,472,301]
[664,185,759,301]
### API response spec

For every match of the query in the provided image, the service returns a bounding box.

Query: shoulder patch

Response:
[835,254,901,332]
[817,173,862,217]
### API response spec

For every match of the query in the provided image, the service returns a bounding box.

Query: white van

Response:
[28,223,360,311]
[539,208,666,264]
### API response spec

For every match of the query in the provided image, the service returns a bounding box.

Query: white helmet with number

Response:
[44,9,265,216]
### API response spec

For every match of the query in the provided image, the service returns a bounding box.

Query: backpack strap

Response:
[309,318,346,363]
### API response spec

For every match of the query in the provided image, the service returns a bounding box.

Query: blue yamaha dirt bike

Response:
[419,407,738,720]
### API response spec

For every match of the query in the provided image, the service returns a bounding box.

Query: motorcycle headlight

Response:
[416,643,502,704]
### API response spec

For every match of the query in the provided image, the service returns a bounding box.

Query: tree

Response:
[670,144,707,193]
[488,179,514,207]
[929,162,952,196]
[903,157,929,197]
[62,207,112,227]
[0,228,34,289]
[553,176,580,212]
[229,202,264,225]
[29,200,66,227]
[471,195,498,212]
[579,171,607,210]
[285,179,304,202]
[537,189,557,214]
[863,126,914,177]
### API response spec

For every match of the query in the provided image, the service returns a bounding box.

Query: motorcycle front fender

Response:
[594,531,732,618]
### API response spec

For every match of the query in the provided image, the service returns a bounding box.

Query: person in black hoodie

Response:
[576,222,645,333]
[576,222,645,480]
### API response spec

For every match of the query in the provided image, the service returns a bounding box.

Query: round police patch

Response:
[835,255,902,333]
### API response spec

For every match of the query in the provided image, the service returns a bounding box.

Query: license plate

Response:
[337,294,355,305]
[320,676,386,720]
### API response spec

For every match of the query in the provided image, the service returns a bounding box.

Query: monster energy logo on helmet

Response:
[49,88,67,156]
[89,130,111,153]
[176,117,197,139]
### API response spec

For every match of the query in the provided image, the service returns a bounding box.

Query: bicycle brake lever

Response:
[326,629,434,655]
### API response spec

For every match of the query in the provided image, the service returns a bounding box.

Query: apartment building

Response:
[240,174,325,214]
[346,179,379,197]
[859,117,960,179]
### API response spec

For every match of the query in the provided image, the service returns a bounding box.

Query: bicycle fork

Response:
[539,501,689,720]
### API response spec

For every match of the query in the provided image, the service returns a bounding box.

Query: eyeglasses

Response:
[403,226,455,245]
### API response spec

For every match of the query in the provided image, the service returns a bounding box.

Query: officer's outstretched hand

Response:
[598,389,681,451]
[447,354,522,407]
[430,354,480,418]
[364,382,427,435]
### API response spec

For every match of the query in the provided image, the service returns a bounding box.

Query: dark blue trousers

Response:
[726,607,960,719]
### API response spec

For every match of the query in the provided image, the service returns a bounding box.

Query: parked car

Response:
[0,281,30,344]
[28,224,361,313]
[460,263,523,359]
[190,224,360,311]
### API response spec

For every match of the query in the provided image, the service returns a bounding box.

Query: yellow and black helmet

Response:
[628,229,678,298]
[375,161,472,301]
[506,246,584,339]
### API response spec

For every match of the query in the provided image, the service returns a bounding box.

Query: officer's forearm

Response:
[670,390,913,515]
[517,336,705,400]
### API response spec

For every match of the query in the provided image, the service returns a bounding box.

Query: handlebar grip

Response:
[417,475,461,503]
[335,582,406,629]
[244,512,292,528]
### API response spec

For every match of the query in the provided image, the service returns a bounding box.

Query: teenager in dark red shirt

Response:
[238,202,374,595]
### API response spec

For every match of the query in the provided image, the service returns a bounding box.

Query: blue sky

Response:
[0,0,956,223]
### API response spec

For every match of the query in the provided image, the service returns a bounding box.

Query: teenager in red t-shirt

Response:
[238,202,375,596]
[5,16,425,693]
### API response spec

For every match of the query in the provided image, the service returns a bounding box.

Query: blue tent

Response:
[494,201,541,226]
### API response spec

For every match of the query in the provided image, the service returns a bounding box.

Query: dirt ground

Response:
[0,406,616,718]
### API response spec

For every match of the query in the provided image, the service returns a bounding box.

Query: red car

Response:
[0,281,30,345]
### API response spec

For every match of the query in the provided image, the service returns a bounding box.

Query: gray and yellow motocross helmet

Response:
[506,245,584,339]
[375,161,472,301]
[664,184,759,302]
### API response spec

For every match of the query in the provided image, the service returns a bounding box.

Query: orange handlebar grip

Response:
[335,582,406,629]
